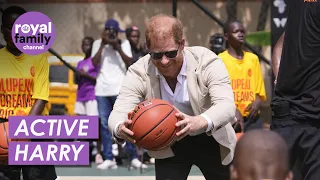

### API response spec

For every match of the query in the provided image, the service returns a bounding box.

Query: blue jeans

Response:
[96,96,117,160]
[125,142,137,160]
[96,96,138,161]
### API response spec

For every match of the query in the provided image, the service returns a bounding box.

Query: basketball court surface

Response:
[56,163,206,180]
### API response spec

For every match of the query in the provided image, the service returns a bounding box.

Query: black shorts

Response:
[0,119,57,180]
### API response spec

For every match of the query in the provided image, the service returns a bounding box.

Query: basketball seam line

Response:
[148,119,178,151]
[130,103,172,130]
[136,108,175,143]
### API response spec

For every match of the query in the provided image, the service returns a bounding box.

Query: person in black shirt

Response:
[125,26,147,64]
[271,1,320,180]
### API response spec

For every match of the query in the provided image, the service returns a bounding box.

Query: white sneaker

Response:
[131,158,148,169]
[112,144,119,156]
[149,158,155,164]
[96,160,118,170]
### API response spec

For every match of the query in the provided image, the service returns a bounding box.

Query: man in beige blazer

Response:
[108,14,237,180]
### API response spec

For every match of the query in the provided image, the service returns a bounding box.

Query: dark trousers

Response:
[0,119,57,180]
[0,165,57,180]
[155,133,229,180]
[234,115,263,133]
[271,100,320,180]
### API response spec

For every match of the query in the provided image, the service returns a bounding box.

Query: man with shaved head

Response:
[108,14,237,179]
[230,130,293,180]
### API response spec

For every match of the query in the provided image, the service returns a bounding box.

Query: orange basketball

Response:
[0,122,29,160]
[129,99,180,151]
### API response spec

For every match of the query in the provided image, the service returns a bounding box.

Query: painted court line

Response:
[59,176,206,180]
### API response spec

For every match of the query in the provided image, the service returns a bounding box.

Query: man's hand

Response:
[76,69,87,78]
[116,112,136,144]
[109,38,121,51]
[175,112,208,141]
[79,69,87,76]
[245,97,261,121]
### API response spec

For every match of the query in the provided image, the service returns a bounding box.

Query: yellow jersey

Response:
[0,47,49,119]
[219,50,266,117]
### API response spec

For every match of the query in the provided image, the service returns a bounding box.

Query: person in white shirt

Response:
[91,19,147,170]
[108,14,237,180]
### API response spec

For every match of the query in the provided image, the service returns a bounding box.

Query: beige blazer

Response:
[108,46,237,165]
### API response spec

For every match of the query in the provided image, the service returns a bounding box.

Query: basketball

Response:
[0,122,29,160]
[128,99,180,151]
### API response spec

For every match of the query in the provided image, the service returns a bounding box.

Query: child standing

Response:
[125,26,147,64]
[0,6,57,180]
[74,37,103,164]
[219,20,266,132]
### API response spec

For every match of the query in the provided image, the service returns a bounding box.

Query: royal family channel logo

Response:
[11,12,55,55]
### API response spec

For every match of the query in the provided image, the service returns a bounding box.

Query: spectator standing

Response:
[91,19,146,170]
[125,26,147,64]
[74,36,102,165]
[218,20,266,132]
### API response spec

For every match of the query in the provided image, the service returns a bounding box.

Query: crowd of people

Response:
[0,1,319,179]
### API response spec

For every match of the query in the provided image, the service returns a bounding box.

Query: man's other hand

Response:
[109,38,121,50]
[116,112,136,144]
[175,111,208,141]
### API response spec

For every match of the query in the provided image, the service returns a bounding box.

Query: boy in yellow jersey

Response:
[0,6,58,180]
[219,20,266,132]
